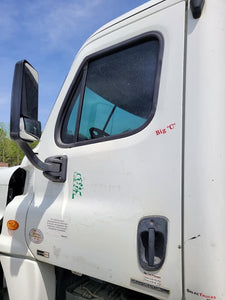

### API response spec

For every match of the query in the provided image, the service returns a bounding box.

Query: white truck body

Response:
[0,0,225,299]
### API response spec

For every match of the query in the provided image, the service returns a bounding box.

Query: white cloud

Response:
[19,0,104,52]
[0,0,103,53]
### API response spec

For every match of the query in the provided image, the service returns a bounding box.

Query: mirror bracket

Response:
[18,140,67,182]
[43,155,68,182]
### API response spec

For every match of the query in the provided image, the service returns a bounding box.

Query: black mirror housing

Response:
[10,60,41,142]
[9,59,67,182]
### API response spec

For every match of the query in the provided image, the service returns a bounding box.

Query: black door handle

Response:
[137,216,168,271]
[148,228,155,266]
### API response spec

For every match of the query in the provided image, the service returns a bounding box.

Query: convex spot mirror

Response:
[10,60,41,142]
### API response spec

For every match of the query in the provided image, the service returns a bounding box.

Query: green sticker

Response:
[72,172,83,198]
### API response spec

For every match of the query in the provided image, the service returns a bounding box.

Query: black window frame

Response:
[55,31,164,148]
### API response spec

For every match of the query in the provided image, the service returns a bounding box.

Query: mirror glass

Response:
[21,62,38,120]
[10,60,41,142]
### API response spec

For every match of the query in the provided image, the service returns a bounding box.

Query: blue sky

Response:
[0,0,148,128]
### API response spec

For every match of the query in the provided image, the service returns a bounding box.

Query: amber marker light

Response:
[7,220,19,230]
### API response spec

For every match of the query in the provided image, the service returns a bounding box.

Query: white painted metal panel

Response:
[25,1,185,299]
[184,0,225,299]
[0,255,55,300]
[0,166,17,219]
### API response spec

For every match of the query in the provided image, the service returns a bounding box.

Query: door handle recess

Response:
[137,216,168,271]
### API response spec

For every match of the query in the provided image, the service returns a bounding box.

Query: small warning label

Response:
[47,218,68,233]
[131,278,170,295]
[144,274,161,287]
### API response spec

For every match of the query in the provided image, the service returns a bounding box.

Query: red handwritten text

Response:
[156,123,176,136]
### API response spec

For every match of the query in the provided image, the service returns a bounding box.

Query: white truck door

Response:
[26,1,185,299]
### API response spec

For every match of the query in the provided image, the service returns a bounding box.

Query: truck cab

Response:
[0,0,225,299]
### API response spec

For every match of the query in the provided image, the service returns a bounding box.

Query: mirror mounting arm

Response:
[18,140,67,182]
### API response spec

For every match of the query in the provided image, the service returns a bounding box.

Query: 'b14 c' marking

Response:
[156,123,176,136]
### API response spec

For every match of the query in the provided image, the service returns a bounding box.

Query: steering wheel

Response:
[89,127,109,139]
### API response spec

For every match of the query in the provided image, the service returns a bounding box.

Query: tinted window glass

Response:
[60,35,161,144]
[78,39,159,140]
[61,79,82,143]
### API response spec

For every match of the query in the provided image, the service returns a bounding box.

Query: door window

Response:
[59,33,163,145]
[61,78,82,143]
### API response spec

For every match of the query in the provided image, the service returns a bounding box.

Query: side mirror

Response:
[9,60,67,183]
[10,60,41,142]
